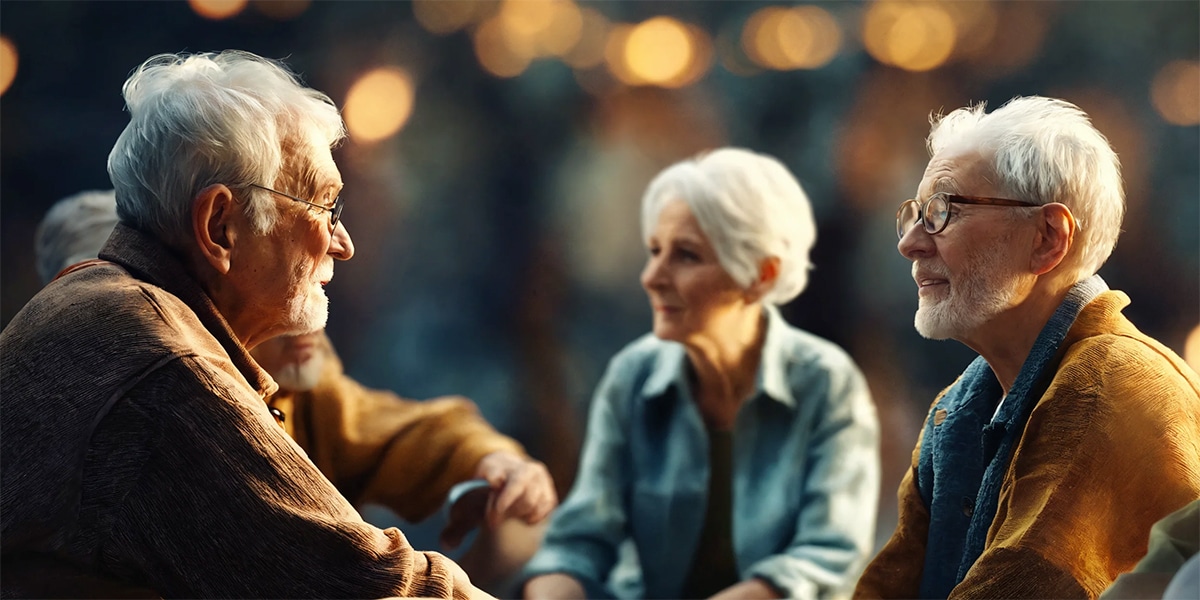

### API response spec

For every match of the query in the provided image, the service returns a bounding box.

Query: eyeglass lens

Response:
[896,194,951,238]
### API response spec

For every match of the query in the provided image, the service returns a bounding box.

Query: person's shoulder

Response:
[13,262,209,359]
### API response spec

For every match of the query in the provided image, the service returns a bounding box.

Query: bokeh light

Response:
[863,1,957,72]
[0,36,17,97]
[744,5,842,70]
[1152,60,1200,126]
[944,0,999,61]
[343,67,415,144]
[413,0,490,35]
[188,0,248,20]
[624,17,693,86]
[562,7,610,69]
[473,15,534,78]
[252,0,310,21]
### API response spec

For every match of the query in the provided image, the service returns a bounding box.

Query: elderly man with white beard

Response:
[853,96,1200,599]
[1,50,494,598]
[30,187,556,597]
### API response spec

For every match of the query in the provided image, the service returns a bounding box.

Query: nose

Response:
[897,222,934,262]
[640,254,667,292]
[329,220,355,260]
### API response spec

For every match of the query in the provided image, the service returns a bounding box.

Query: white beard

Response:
[914,243,1023,340]
[285,286,330,336]
[271,356,324,391]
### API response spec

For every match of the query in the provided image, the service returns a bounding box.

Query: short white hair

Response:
[107,50,346,247]
[640,147,817,305]
[35,189,120,285]
[928,96,1125,278]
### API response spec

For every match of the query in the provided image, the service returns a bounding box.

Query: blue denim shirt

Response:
[523,305,880,599]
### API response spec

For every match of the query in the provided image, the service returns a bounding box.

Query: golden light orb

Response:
[474,16,534,78]
[188,0,247,20]
[776,6,842,69]
[563,7,610,69]
[0,36,17,96]
[343,67,415,144]
[1151,60,1200,126]
[864,1,957,72]
[624,16,694,86]
[413,0,487,35]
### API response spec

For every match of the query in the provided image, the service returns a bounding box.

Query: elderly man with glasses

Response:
[854,96,1200,599]
[1,51,492,598]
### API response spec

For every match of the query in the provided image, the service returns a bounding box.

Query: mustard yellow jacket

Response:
[268,332,526,523]
[855,290,1200,599]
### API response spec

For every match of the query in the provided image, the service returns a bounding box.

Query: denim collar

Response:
[639,303,796,410]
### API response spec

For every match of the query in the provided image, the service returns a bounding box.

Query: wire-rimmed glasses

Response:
[896,192,1038,239]
[249,183,344,232]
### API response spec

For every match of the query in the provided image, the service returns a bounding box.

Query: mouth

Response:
[913,265,950,296]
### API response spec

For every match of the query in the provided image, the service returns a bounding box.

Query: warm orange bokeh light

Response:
[474,16,534,78]
[413,0,489,35]
[1152,60,1200,126]
[624,17,693,86]
[252,0,310,20]
[745,6,843,70]
[563,7,610,69]
[343,67,415,144]
[188,0,247,20]
[0,36,18,96]
[863,1,957,72]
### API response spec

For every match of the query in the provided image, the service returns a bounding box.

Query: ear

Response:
[192,183,238,275]
[745,256,781,303]
[1029,202,1075,275]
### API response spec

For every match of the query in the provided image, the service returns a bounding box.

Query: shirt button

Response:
[962,496,974,517]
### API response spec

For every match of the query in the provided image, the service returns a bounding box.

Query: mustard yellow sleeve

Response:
[948,345,1200,599]
[288,358,526,523]
[854,421,929,599]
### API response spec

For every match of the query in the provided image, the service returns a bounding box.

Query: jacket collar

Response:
[98,223,277,398]
[639,303,796,409]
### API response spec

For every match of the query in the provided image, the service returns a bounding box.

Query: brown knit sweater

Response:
[0,224,471,599]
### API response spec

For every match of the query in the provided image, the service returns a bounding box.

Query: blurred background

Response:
[2,0,1198,554]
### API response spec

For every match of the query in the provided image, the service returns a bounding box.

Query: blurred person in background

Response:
[522,147,881,600]
[1,50,492,598]
[32,188,558,596]
[34,189,121,285]
[1100,499,1199,600]
[854,96,1200,599]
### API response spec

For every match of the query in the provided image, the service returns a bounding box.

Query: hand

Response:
[439,452,556,549]
[523,573,586,600]
[474,451,557,528]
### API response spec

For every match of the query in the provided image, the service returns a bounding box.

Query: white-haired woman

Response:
[523,148,880,600]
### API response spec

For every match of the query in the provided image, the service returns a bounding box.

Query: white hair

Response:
[927,96,1125,279]
[640,147,817,305]
[35,189,120,285]
[107,50,346,247]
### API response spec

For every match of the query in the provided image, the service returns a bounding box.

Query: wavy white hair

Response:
[928,96,1125,279]
[640,147,817,305]
[107,50,345,247]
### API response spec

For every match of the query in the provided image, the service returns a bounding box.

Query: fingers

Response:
[486,459,557,528]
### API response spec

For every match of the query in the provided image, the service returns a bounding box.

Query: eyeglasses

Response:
[249,183,344,233]
[896,192,1038,239]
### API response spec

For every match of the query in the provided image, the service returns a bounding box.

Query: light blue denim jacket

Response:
[523,305,880,599]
